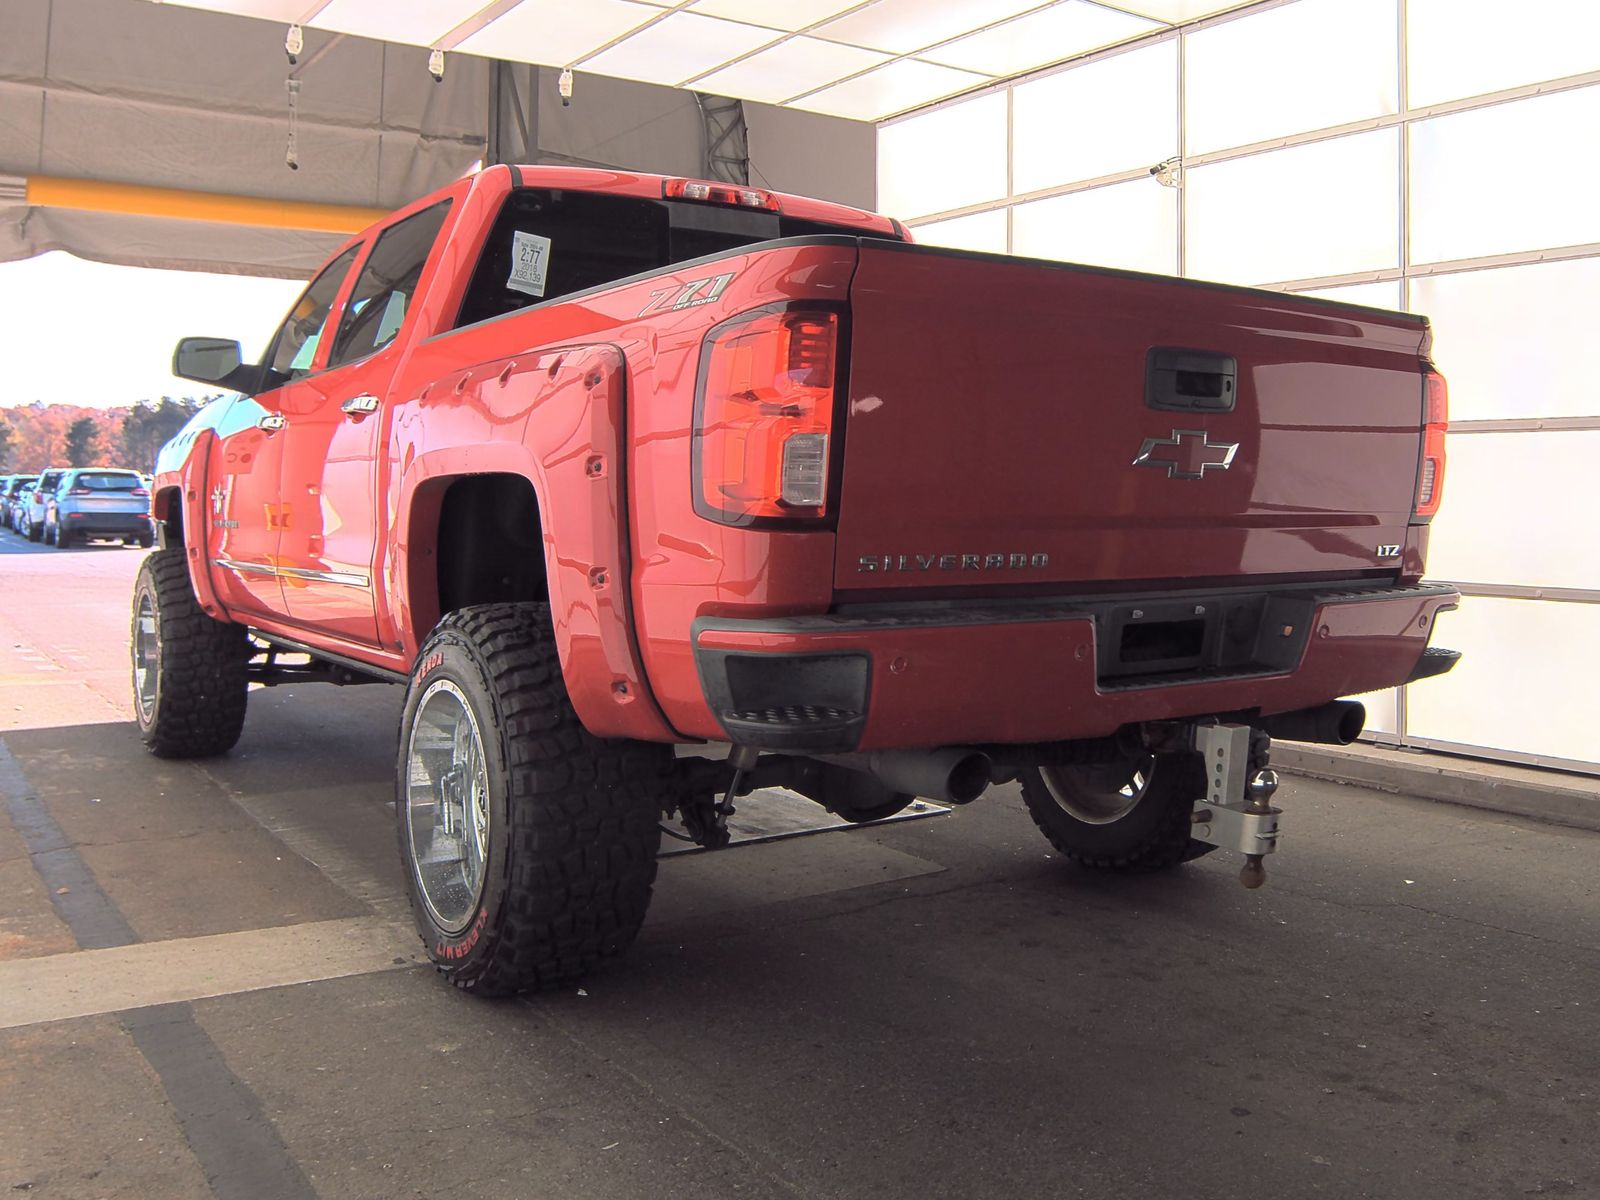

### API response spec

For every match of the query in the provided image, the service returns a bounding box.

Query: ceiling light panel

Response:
[692,36,892,102]
[1095,0,1252,22]
[581,11,781,85]
[456,0,660,66]
[690,0,867,31]
[791,58,991,120]
[920,2,1159,75]
[815,0,1050,55]
[309,0,489,48]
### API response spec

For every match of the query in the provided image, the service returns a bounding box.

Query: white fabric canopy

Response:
[1,0,490,276]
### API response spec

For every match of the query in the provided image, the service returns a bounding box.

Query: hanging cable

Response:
[285,77,301,171]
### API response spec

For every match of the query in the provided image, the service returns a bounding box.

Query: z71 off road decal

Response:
[638,271,735,317]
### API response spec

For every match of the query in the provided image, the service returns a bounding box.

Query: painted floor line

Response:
[0,915,421,1030]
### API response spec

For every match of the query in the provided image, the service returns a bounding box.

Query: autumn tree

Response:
[0,417,14,471]
[121,397,205,472]
[7,404,67,469]
[64,416,102,467]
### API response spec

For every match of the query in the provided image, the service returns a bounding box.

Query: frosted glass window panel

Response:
[1184,0,1399,155]
[690,0,866,31]
[1012,179,1177,276]
[1409,88,1600,266]
[1353,687,1399,736]
[1296,281,1403,310]
[1185,130,1399,285]
[1404,596,1600,765]
[816,0,1045,55]
[877,92,1008,221]
[1411,258,1600,421]
[581,13,779,87]
[164,0,324,18]
[1408,0,1600,108]
[313,0,487,47]
[920,3,1159,78]
[909,209,1009,253]
[458,0,657,65]
[1012,40,1178,195]
[693,37,891,103]
[1108,1,1258,19]
[1424,431,1600,591]
[796,58,989,121]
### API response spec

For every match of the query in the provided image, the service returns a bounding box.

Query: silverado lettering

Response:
[858,553,1050,572]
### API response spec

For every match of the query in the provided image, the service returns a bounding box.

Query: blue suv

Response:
[44,469,154,549]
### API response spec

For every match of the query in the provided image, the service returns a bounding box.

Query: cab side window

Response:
[264,245,361,384]
[454,190,668,329]
[328,200,453,369]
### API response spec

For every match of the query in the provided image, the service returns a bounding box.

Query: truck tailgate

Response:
[835,243,1430,593]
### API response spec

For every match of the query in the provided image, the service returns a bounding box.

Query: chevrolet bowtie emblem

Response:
[1132,429,1239,479]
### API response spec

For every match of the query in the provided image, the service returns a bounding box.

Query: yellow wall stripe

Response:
[25,175,389,235]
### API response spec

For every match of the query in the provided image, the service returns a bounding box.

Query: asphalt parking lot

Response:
[2,533,1597,1200]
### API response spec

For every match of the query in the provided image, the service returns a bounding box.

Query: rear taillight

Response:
[664,178,781,212]
[693,307,840,525]
[1414,368,1448,520]
[131,488,149,497]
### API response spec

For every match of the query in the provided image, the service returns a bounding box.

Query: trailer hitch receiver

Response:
[1188,722,1281,889]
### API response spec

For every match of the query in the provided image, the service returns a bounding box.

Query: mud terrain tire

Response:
[1019,752,1216,873]
[397,603,670,996]
[131,549,249,757]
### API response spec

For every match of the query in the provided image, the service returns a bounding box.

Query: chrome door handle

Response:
[341,394,380,417]
[258,412,286,433]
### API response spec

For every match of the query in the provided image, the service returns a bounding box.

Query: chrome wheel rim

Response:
[133,591,158,722]
[404,679,491,934]
[1040,756,1155,825]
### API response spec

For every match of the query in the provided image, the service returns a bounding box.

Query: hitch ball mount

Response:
[1188,722,1281,890]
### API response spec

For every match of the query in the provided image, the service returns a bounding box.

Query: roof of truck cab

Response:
[498,163,902,238]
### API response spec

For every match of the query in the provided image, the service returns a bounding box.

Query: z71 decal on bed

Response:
[638,271,735,317]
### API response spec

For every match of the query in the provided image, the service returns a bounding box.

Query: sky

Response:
[0,252,305,410]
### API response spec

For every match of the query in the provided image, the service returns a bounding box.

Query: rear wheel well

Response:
[431,475,547,625]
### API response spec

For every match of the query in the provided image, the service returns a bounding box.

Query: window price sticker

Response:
[507,231,552,297]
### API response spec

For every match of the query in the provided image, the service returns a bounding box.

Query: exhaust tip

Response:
[945,752,993,805]
[1333,701,1366,745]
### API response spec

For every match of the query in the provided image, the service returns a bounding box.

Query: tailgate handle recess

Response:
[1146,347,1237,413]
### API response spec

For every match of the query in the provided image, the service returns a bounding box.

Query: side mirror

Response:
[173,337,244,387]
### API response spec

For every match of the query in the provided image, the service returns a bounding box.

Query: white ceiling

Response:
[153,0,1259,122]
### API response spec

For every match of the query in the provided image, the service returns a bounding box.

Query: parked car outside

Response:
[0,476,14,529]
[18,469,65,542]
[4,476,36,532]
[45,468,153,549]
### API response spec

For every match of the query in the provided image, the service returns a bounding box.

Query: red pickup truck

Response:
[137,164,1458,995]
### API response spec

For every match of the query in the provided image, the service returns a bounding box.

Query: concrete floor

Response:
[1,532,1597,1200]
